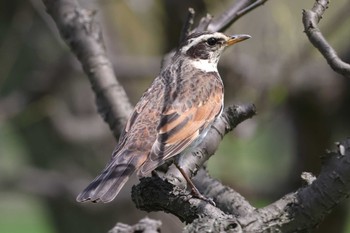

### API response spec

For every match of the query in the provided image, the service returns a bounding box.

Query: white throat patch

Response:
[191,59,218,72]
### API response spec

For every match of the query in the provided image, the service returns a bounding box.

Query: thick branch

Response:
[185,139,350,232]
[237,140,350,232]
[302,0,350,77]
[11,139,350,232]
[43,0,133,138]
[132,176,230,223]
[193,168,255,217]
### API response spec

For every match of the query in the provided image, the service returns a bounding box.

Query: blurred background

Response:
[1,0,350,232]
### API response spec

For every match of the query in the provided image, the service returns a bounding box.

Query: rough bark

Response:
[109,217,161,233]
[141,139,350,232]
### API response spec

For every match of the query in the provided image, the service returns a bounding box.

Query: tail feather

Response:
[76,151,146,203]
[138,159,162,177]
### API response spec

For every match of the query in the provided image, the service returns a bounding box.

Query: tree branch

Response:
[180,139,350,232]
[163,0,270,67]
[234,139,350,232]
[302,0,350,78]
[43,0,133,138]
[10,138,350,232]
[179,8,196,43]
[132,176,231,224]
[207,0,269,32]
[193,168,255,217]
[109,217,162,233]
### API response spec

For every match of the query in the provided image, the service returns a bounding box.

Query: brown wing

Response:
[139,80,223,176]
[111,78,163,158]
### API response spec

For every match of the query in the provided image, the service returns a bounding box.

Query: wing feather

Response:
[139,84,223,176]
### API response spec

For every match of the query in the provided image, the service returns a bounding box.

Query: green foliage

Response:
[0,194,55,233]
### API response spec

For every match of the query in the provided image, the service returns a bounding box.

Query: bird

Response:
[76,31,250,203]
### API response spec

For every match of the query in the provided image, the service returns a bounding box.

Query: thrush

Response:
[76,31,250,203]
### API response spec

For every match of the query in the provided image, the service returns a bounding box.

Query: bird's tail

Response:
[76,150,146,203]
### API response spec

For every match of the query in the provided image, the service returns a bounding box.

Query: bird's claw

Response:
[191,189,216,206]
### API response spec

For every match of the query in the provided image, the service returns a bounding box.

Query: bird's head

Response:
[178,32,251,67]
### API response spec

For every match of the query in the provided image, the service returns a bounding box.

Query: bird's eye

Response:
[206,37,217,46]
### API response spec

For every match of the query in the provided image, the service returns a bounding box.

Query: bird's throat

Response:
[191,59,218,72]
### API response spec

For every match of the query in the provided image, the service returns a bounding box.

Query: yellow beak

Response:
[226,34,251,46]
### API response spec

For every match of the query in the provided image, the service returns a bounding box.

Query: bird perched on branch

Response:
[77,32,250,203]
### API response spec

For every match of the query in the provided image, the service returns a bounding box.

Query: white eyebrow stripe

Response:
[180,33,228,53]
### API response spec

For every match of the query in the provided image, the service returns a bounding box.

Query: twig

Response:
[195,13,213,33]
[208,0,269,32]
[179,8,195,43]
[302,0,350,77]
[43,0,133,138]
[165,0,270,70]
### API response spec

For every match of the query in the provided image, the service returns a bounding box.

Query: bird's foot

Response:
[174,163,216,206]
[190,188,216,206]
